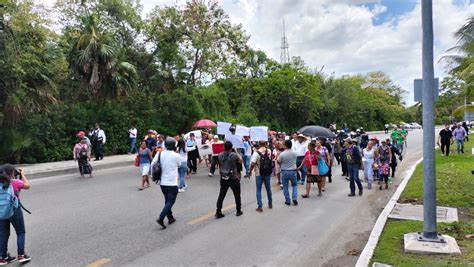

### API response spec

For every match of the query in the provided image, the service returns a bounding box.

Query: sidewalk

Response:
[18,154,134,179]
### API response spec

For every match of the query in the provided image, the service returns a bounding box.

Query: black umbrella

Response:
[298,125,336,139]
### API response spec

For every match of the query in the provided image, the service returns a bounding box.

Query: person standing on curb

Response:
[91,123,106,161]
[437,124,453,156]
[152,137,181,229]
[128,125,138,154]
[345,138,363,197]
[277,140,298,206]
[250,141,273,213]
[215,142,243,218]
[0,164,32,265]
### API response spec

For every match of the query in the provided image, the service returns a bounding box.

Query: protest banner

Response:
[225,134,244,148]
[250,126,268,141]
[217,121,232,136]
[198,144,213,157]
[236,125,250,137]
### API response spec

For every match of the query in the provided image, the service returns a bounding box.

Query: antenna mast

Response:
[280,19,290,64]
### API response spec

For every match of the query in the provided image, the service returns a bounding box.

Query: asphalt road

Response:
[15,129,429,266]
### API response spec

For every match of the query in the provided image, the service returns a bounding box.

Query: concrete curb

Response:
[355,157,424,267]
[26,160,134,179]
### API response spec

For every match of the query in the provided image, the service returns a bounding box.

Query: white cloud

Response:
[36,0,474,105]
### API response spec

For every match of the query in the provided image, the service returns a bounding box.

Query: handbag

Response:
[134,155,140,167]
[318,159,329,176]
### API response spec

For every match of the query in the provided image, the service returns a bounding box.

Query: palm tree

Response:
[67,12,137,98]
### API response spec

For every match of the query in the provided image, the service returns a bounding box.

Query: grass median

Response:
[371,134,474,266]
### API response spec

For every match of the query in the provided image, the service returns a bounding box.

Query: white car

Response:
[402,123,413,130]
[410,122,422,129]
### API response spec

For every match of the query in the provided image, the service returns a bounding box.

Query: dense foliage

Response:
[0,0,463,164]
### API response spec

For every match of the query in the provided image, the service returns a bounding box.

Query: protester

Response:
[90,123,106,161]
[362,141,378,190]
[73,137,92,178]
[215,142,243,218]
[462,121,469,142]
[300,142,324,198]
[145,130,157,151]
[292,134,309,185]
[278,140,298,206]
[186,133,199,174]
[176,140,190,193]
[378,139,391,189]
[345,138,363,196]
[77,130,91,149]
[319,137,333,185]
[0,165,31,264]
[333,135,342,165]
[250,141,273,212]
[242,136,252,178]
[395,129,405,155]
[208,136,224,177]
[391,127,398,144]
[385,139,400,179]
[437,124,453,156]
[128,125,138,154]
[384,123,389,134]
[453,123,467,154]
[273,140,283,189]
[137,141,152,191]
[152,137,181,229]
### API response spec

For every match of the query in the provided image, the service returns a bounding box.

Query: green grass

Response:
[371,134,474,266]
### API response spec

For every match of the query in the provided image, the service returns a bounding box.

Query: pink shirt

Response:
[11,179,24,197]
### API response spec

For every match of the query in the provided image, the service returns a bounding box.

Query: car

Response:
[402,123,413,130]
[410,122,422,129]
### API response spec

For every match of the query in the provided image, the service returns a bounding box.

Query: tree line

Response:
[0,0,434,163]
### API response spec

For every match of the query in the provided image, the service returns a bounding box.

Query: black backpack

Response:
[257,149,273,176]
[219,152,238,180]
[151,152,162,184]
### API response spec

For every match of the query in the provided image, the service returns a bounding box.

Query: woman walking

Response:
[377,140,392,190]
[177,140,190,193]
[300,143,323,198]
[138,141,153,190]
[316,140,331,191]
[73,137,92,178]
[0,164,31,264]
[362,141,378,189]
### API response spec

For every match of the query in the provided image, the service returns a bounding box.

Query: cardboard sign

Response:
[225,134,244,148]
[236,125,250,137]
[217,121,232,136]
[185,130,202,139]
[212,143,224,154]
[198,144,213,157]
[250,126,268,141]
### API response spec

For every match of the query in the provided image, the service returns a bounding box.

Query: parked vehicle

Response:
[410,122,422,129]
[402,123,413,130]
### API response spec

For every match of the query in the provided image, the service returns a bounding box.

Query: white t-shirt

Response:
[129,128,137,138]
[151,150,181,186]
[292,140,308,157]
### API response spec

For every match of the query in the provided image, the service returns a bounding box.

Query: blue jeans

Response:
[243,155,251,176]
[159,186,178,220]
[256,175,272,208]
[348,164,363,193]
[296,156,307,183]
[0,207,26,257]
[363,160,374,187]
[456,139,464,154]
[129,138,137,153]
[281,170,298,203]
[178,161,187,189]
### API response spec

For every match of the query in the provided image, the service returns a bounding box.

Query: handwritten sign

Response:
[185,130,201,139]
[236,125,250,137]
[225,134,244,148]
[217,121,232,136]
[250,126,268,142]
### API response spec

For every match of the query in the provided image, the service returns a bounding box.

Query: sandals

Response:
[301,194,309,198]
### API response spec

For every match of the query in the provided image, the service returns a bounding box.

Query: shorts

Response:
[141,163,151,176]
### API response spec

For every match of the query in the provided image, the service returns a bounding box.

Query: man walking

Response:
[292,134,309,185]
[91,123,106,161]
[152,137,182,229]
[250,141,273,212]
[437,124,453,156]
[277,140,298,206]
[453,123,467,154]
[242,136,252,178]
[128,125,138,154]
[345,138,363,197]
[215,142,243,218]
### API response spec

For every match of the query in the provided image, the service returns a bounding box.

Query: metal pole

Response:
[421,0,437,239]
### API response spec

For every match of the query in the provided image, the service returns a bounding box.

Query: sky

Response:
[37,0,474,106]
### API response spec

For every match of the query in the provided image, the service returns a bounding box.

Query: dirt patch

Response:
[457,207,474,222]
[322,231,371,267]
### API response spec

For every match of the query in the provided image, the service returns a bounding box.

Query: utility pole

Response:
[280,19,290,64]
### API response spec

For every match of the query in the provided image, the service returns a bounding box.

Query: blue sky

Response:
[367,0,418,26]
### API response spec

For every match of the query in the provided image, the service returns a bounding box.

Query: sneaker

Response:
[293,200,298,206]
[256,208,263,212]
[348,193,356,197]
[268,203,273,209]
[215,212,225,219]
[17,254,30,264]
[0,254,16,265]
[156,219,166,229]
[208,173,214,177]
[178,188,183,193]
[284,201,291,206]
[168,217,176,224]
[359,189,363,196]
[236,211,243,216]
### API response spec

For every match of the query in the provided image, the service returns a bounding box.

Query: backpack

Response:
[151,152,162,184]
[257,149,273,177]
[0,185,19,220]
[219,152,238,180]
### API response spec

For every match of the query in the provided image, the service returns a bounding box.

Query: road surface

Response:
[16,129,429,266]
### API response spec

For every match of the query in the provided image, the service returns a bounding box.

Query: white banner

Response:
[198,144,213,157]
[235,125,250,137]
[225,134,244,148]
[217,121,232,136]
[250,126,268,142]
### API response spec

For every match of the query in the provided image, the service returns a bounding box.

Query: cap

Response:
[77,131,85,137]
[371,137,378,141]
